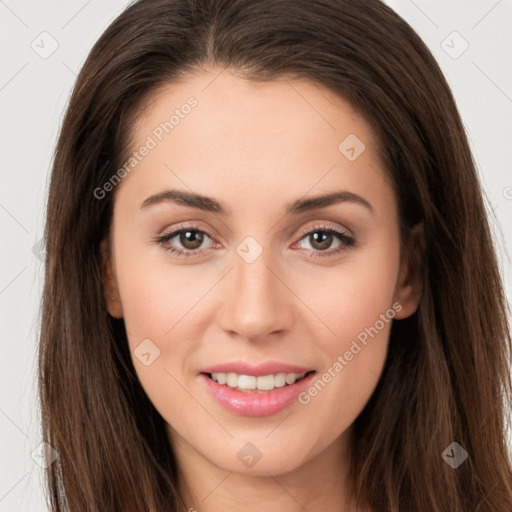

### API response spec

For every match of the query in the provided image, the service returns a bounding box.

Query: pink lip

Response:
[199,371,316,417]
[200,360,314,377]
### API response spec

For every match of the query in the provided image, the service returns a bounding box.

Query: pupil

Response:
[311,231,332,250]
[181,230,203,249]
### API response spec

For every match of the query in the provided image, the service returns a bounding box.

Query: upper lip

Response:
[200,360,315,377]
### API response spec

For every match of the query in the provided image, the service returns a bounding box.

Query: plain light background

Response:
[1,0,511,510]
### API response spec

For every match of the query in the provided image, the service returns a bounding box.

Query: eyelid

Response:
[158,222,218,241]
[293,221,352,242]
[152,222,219,256]
[158,221,350,244]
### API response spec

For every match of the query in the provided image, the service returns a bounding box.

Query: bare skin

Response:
[102,67,423,512]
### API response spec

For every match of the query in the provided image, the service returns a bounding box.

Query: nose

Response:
[217,247,294,342]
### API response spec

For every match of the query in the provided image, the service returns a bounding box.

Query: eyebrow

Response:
[140,189,374,215]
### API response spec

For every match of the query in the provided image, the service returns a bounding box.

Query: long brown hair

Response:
[39,0,512,510]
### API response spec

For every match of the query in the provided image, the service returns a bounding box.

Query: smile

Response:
[208,371,311,392]
[200,370,317,416]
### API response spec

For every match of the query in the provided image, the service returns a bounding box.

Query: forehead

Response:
[135,68,379,151]
[116,67,394,217]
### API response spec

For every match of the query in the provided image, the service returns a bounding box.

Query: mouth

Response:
[200,369,318,416]
[202,370,316,393]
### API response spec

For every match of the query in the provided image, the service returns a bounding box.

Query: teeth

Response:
[210,372,307,392]
[226,372,239,387]
[238,375,256,390]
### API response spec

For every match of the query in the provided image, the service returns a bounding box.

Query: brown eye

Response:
[308,231,334,251]
[155,225,215,258]
[178,230,204,250]
[295,226,356,259]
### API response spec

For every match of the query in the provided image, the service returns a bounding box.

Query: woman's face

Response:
[103,67,421,477]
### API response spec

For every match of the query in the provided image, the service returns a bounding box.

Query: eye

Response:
[294,224,355,258]
[154,223,356,259]
[154,224,216,258]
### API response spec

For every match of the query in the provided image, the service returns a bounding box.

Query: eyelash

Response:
[154,223,356,259]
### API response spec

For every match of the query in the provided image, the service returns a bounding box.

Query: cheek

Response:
[293,244,400,436]
[121,269,200,338]
[112,232,213,396]
[299,234,400,355]
[114,250,209,414]
[114,234,209,342]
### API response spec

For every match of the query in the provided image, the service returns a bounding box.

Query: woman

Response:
[38,0,512,510]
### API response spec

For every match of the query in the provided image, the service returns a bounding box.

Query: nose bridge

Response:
[218,240,292,339]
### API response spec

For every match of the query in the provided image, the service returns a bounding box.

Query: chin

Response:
[202,436,313,476]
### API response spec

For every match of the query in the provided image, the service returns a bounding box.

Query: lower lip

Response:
[200,372,316,417]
